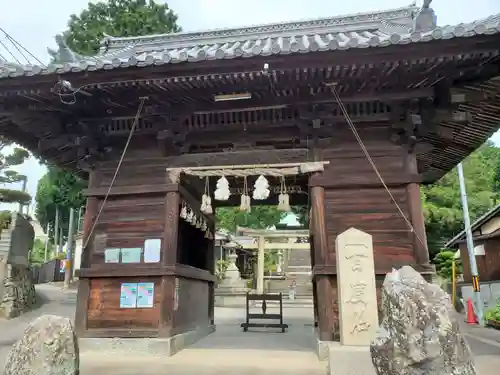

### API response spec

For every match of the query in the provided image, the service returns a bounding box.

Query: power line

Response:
[0,26,45,67]
[0,37,21,65]
[5,35,30,64]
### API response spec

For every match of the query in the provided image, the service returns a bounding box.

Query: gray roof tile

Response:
[1,4,499,79]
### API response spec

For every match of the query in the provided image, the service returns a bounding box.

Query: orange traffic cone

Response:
[466,298,478,324]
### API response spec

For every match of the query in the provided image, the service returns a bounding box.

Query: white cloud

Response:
[0,0,499,213]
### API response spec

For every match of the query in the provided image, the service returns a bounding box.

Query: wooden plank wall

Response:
[460,240,500,282]
[87,277,161,330]
[321,139,415,272]
[173,278,210,335]
[83,154,168,336]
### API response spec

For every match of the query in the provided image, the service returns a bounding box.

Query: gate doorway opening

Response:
[166,161,328,352]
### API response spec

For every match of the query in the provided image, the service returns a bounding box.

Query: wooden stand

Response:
[241,293,288,333]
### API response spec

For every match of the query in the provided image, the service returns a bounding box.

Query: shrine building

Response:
[1,2,500,349]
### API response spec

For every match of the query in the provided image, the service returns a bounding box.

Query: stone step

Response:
[253,298,314,308]
[287,259,311,268]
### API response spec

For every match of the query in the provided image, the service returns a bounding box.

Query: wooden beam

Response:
[237,227,309,236]
[238,243,310,250]
[172,120,386,146]
[76,88,433,122]
[83,184,178,197]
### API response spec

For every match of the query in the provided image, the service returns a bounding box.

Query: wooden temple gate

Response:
[0,1,499,353]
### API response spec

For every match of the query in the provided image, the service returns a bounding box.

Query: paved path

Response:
[0,283,77,367]
[2,284,500,374]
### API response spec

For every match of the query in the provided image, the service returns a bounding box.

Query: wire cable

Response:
[0,26,45,66]
[0,38,21,65]
[5,35,30,64]
[331,86,427,249]
[81,96,148,251]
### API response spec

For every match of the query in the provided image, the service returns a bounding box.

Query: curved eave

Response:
[1,16,500,79]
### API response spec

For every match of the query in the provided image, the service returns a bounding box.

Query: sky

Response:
[0,0,500,213]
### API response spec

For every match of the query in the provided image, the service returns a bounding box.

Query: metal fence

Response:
[30,259,65,284]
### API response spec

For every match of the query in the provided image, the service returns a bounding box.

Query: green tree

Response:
[64,0,181,56]
[30,238,55,265]
[423,141,500,257]
[216,206,286,233]
[35,166,86,241]
[433,250,462,280]
[291,205,309,228]
[39,0,183,236]
[0,139,30,204]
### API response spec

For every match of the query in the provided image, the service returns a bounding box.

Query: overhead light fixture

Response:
[214,92,252,102]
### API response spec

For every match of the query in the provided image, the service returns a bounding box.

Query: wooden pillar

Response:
[310,172,335,341]
[206,220,215,325]
[163,170,181,266]
[74,171,99,336]
[256,235,265,294]
[404,151,430,266]
[309,207,319,328]
[159,169,181,337]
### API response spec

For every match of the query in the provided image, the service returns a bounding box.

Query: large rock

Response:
[370,266,476,375]
[3,315,79,375]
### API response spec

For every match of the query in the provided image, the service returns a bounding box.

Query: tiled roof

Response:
[445,204,500,248]
[1,4,499,79]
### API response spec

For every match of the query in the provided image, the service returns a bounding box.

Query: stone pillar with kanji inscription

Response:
[335,227,378,346]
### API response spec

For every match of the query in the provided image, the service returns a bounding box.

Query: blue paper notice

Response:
[120,283,138,308]
[137,282,155,308]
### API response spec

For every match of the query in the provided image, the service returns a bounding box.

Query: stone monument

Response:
[0,212,37,319]
[335,227,378,346]
[370,266,476,375]
[214,250,249,307]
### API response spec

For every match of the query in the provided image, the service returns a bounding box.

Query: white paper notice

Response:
[104,248,120,263]
[144,239,161,263]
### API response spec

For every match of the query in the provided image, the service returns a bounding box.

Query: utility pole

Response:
[17,176,28,214]
[44,222,50,262]
[457,162,484,325]
[77,206,82,232]
[64,207,76,288]
[58,226,63,255]
[54,206,60,255]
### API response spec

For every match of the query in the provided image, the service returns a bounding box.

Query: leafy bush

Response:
[215,259,230,281]
[0,210,11,230]
[485,300,500,322]
[433,250,462,280]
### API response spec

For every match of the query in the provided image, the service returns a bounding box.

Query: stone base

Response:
[214,294,248,307]
[79,324,215,357]
[326,342,375,375]
[214,284,249,307]
[0,263,37,319]
[316,339,330,361]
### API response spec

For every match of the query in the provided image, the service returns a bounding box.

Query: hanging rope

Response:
[82,96,148,251]
[331,87,427,249]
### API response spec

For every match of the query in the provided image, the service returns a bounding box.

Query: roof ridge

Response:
[99,3,418,51]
